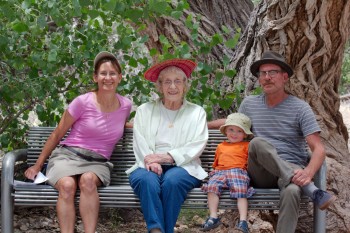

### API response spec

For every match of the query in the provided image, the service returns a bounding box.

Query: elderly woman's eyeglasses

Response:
[257,70,283,78]
[161,79,184,86]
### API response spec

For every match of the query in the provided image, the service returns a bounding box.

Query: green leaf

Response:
[48,50,58,62]
[199,46,210,54]
[88,9,100,19]
[222,55,230,66]
[225,69,236,78]
[150,48,158,56]
[221,25,230,34]
[225,38,237,49]
[171,11,182,19]
[219,98,233,110]
[12,21,29,33]
[139,35,149,43]
[37,15,47,29]
[125,9,143,22]
[149,0,168,14]
[21,0,32,9]
[72,0,82,16]
[36,105,44,113]
[185,14,193,29]
[215,71,224,80]
[225,31,240,49]
[128,57,138,68]
[102,0,117,11]
[211,33,223,46]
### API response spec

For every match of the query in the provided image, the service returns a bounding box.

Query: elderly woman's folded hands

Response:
[144,153,174,165]
[144,153,175,175]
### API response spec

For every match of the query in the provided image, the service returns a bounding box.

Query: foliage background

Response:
[0,0,241,151]
[0,0,349,151]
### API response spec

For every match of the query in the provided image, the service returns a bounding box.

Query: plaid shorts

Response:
[201,168,255,198]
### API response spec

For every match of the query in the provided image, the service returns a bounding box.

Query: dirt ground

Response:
[10,206,249,233]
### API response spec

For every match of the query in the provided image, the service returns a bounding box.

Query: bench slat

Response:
[16,127,313,211]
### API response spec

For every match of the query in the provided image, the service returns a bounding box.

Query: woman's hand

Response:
[144,153,174,165]
[146,162,163,175]
[144,154,163,164]
[24,165,42,181]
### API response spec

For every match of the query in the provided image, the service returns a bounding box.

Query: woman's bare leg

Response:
[78,172,102,233]
[55,176,78,233]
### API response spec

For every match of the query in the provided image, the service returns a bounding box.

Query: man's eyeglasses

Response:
[161,79,184,86]
[257,70,284,78]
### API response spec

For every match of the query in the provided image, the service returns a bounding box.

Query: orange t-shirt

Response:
[212,141,249,170]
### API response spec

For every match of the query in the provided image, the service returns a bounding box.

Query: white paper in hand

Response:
[34,172,48,184]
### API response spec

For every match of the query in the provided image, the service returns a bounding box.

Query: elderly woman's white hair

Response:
[154,66,191,95]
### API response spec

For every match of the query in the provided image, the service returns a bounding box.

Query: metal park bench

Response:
[1,127,326,233]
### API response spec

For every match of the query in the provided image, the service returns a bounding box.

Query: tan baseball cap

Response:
[93,51,121,73]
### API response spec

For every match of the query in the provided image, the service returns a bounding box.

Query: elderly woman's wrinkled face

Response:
[157,67,187,102]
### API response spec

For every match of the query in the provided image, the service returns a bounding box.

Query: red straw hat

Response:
[144,58,197,82]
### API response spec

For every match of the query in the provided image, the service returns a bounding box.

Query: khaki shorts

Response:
[46,147,113,187]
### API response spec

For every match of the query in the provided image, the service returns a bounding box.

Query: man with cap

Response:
[126,58,208,233]
[208,51,336,233]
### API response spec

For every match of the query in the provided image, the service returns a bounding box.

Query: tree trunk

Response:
[230,1,350,231]
[140,0,253,64]
[144,0,350,232]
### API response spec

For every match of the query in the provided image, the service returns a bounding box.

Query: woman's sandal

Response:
[201,217,221,231]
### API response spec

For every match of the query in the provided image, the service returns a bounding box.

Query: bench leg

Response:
[1,149,27,233]
[314,207,326,233]
[313,161,327,233]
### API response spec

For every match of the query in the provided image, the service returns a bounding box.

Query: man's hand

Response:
[292,168,313,186]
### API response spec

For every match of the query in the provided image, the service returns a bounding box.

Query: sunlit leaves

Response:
[149,0,169,14]
[101,0,118,11]
[11,21,29,33]
[0,0,243,151]
[171,11,182,19]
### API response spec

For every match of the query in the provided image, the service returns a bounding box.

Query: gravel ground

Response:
[8,206,241,233]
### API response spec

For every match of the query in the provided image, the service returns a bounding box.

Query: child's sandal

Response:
[200,217,221,231]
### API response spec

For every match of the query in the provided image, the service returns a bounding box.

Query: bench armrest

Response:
[1,149,28,199]
[314,160,327,190]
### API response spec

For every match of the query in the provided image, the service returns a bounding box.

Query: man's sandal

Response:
[200,217,221,231]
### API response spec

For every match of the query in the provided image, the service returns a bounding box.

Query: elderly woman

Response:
[126,59,208,233]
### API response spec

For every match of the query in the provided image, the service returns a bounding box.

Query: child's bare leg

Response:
[237,198,248,220]
[208,192,220,218]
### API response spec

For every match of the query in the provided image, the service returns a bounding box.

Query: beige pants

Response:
[247,137,303,233]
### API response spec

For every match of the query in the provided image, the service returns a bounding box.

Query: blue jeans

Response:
[129,166,201,233]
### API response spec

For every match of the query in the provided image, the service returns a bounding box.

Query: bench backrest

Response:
[27,127,225,185]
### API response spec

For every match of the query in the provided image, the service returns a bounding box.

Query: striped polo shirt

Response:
[239,94,321,166]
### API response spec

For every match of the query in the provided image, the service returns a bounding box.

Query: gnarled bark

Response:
[140,0,253,64]
[143,0,350,232]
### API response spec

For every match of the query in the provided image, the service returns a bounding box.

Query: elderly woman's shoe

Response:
[150,228,162,233]
[201,217,221,231]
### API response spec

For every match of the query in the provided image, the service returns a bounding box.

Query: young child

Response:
[201,113,254,233]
